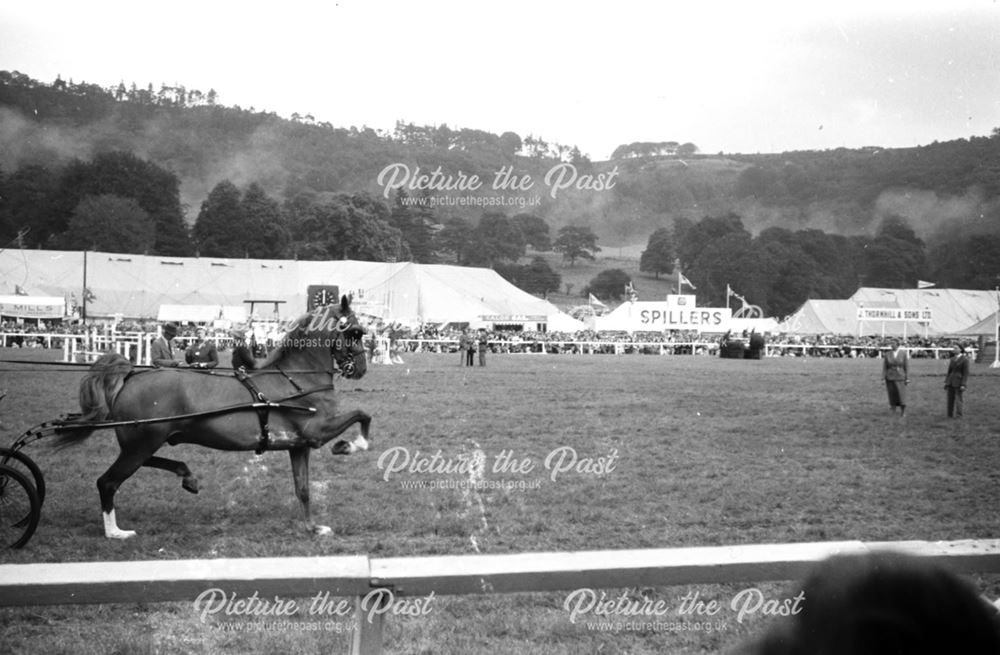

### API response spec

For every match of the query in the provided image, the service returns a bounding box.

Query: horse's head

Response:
[326,295,367,379]
[266,295,367,378]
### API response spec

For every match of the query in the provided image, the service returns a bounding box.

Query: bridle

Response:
[329,312,366,379]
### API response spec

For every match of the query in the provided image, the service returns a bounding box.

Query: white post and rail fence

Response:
[1,539,999,654]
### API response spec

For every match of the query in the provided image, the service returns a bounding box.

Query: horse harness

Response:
[233,368,335,454]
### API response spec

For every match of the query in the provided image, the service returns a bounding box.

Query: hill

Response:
[4,69,1000,251]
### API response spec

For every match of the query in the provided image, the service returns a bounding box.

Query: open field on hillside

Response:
[1,348,999,654]
[526,248,678,312]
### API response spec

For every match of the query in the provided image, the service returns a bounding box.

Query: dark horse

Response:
[54,295,371,539]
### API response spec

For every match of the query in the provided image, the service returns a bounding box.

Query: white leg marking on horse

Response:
[351,434,370,453]
[103,509,137,539]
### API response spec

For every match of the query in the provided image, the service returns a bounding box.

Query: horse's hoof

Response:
[182,477,200,494]
[311,524,332,536]
[106,529,137,540]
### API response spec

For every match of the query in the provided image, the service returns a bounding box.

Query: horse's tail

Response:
[52,352,133,449]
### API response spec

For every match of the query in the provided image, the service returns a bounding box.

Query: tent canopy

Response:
[157,304,248,324]
[781,288,1000,336]
[957,312,1000,336]
[779,300,860,335]
[0,249,577,328]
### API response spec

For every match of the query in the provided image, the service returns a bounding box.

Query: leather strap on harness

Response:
[234,369,274,454]
[232,370,336,455]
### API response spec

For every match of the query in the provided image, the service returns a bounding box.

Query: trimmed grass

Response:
[1,348,999,653]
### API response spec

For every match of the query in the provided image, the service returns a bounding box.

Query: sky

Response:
[1,0,999,160]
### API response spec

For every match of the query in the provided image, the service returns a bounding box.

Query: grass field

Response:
[1,348,999,654]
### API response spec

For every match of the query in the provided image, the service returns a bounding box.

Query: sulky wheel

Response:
[0,463,41,549]
[0,447,45,506]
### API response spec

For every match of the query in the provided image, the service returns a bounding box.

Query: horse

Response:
[53,295,371,539]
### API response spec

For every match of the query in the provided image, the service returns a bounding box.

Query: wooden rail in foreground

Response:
[2,539,999,654]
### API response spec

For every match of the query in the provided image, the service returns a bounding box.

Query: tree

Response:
[930,234,1000,289]
[861,215,927,287]
[639,228,675,278]
[511,213,552,251]
[676,142,699,157]
[390,190,436,263]
[240,182,288,258]
[0,164,60,247]
[584,269,631,301]
[288,192,409,262]
[688,231,754,306]
[435,217,475,265]
[54,151,191,256]
[193,180,244,257]
[466,212,525,268]
[497,256,562,297]
[675,212,748,268]
[554,225,601,266]
[499,131,522,157]
[58,194,154,253]
[521,257,561,296]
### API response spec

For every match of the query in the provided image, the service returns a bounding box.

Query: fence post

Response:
[351,593,385,655]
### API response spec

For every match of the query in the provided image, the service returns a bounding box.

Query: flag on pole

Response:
[917,280,935,289]
[678,273,697,290]
[588,293,607,308]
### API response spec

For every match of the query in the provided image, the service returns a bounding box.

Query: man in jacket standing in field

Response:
[151,323,180,367]
[944,344,970,418]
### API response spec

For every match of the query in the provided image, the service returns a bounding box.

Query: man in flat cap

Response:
[151,323,180,367]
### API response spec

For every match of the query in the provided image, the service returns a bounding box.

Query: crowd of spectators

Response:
[366,323,977,358]
[0,319,979,359]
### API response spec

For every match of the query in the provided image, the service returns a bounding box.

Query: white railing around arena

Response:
[1,539,998,655]
[0,333,974,362]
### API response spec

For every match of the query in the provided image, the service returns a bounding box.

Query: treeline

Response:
[729,138,1000,207]
[611,141,699,159]
[0,149,581,296]
[0,71,585,207]
[638,212,1000,317]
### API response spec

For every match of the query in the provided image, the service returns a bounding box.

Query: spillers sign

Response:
[598,299,732,332]
[635,304,731,330]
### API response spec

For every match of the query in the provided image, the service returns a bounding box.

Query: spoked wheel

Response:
[0,463,41,549]
[0,447,45,506]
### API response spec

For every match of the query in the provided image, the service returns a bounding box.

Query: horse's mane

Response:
[259,312,312,369]
[259,306,345,368]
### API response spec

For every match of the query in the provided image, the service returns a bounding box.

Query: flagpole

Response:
[992,286,1000,369]
[82,249,88,325]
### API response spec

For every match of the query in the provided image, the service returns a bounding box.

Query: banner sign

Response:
[857,307,932,322]
[597,302,732,332]
[0,295,66,319]
[480,315,547,322]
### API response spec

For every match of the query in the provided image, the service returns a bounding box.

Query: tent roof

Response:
[0,249,573,326]
[850,287,998,335]
[780,288,1000,336]
[780,300,859,335]
[157,304,248,323]
[956,312,1000,336]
